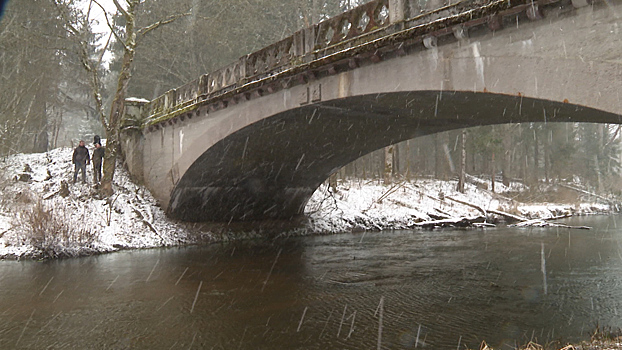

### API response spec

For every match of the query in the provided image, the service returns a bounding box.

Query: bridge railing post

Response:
[303,25,317,56]
[164,89,176,114]
[389,0,406,23]
[292,29,306,57]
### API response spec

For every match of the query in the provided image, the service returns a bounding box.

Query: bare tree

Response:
[54,0,188,195]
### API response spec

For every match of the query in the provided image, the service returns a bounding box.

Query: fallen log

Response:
[43,190,60,200]
[415,216,485,228]
[509,219,590,230]
[445,196,487,216]
[486,208,528,223]
[558,183,612,203]
[543,214,573,221]
[428,212,451,220]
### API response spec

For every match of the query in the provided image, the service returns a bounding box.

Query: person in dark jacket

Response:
[72,140,90,183]
[92,142,105,183]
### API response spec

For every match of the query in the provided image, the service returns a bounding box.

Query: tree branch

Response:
[137,12,191,38]
[112,0,130,20]
[97,31,114,67]
[91,0,130,52]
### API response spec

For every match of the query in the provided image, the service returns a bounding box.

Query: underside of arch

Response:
[168,91,621,222]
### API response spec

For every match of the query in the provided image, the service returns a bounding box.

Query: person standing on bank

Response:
[72,140,90,183]
[92,142,105,183]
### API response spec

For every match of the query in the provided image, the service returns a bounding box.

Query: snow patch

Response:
[125,97,150,103]
[305,178,614,233]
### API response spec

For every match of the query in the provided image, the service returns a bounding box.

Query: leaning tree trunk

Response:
[100,4,138,196]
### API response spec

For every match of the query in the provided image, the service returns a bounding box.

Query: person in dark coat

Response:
[92,142,105,183]
[72,140,90,183]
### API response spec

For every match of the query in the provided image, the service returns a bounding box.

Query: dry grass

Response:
[15,199,97,259]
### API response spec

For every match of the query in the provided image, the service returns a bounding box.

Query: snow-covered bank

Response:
[305,178,616,233]
[0,148,617,259]
[0,148,195,259]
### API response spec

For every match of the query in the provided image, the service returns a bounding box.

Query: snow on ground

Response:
[0,148,616,259]
[0,148,194,259]
[305,177,615,233]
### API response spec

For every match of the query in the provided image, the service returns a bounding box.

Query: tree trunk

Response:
[544,127,551,184]
[491,151,495,193]
[312,0,319,23]
[435,132,451,180]
[393,142,400,177]
[100,2,138,196]
[533,128,539,185]
[405,139,411,180]
[457,129,466,193]
[384,145,394,184]
[329,173,337,192]
[502,125,511,187]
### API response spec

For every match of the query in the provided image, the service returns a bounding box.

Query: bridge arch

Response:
[168,89,620,221]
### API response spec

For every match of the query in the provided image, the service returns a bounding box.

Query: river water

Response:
[1,215,622,349]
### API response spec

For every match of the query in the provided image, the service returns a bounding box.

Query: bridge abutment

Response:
[121,98,148,184]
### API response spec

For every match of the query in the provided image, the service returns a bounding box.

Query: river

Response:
[1,215,621,349]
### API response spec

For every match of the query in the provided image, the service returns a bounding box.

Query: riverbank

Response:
[305,177,615,233]
[474,337,622,350]
[0,148,194,259]
[0,148,617,259]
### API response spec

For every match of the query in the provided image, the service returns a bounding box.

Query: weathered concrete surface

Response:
[127,1,622,221]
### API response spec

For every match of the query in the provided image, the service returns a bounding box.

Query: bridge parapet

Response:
[139,0,579,129]
[314,0,390,49]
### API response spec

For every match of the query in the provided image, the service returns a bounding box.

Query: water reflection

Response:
[0,216,621,349]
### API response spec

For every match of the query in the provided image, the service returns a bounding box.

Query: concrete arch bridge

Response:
[121,0,622,222]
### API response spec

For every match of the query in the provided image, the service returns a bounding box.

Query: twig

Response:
[138,12,191,38]
[43,190,60,200]
[130,204,163,241]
